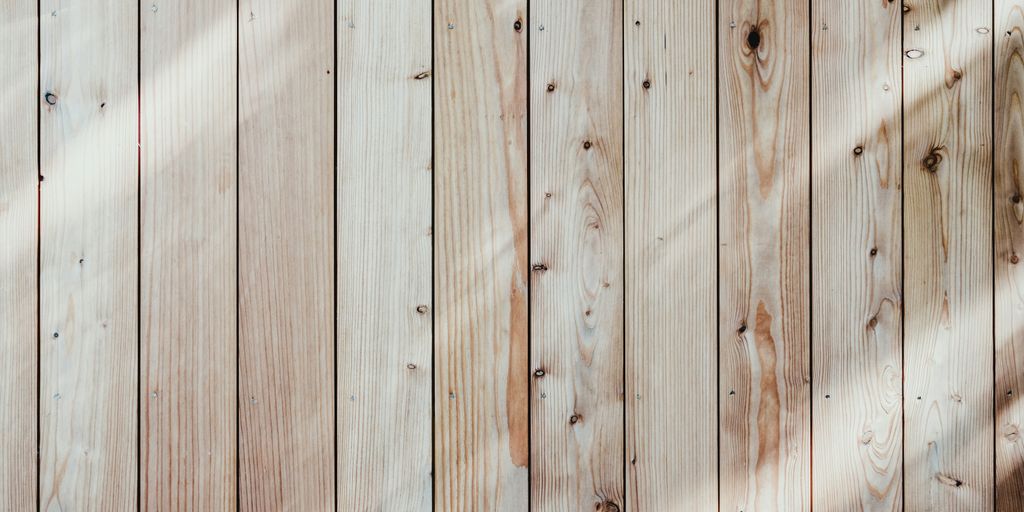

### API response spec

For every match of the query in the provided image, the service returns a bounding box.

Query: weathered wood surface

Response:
[39,1,139,509]
[238,0,335,509]
[336,0,433,509]
[719,0,811,510]
[140,0,237,509]
[997,1,1024,509]
[624,1,718,510]
[0,1,37,509]
[811,0,903,510]
[903,0,994,509]
[530,1,624,510]
[433,0,530,508]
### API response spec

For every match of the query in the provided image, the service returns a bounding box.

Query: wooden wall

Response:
[0,0,1021,510]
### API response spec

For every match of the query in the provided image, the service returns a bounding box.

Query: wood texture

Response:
[433,0,530,508]
[718,0,810,510]
[140,0,237,509]
[903,0,994,509]
[997,1,1024,509]
[624,1,718,510]
[336,0,433,509]
[39,1,138,509]
[811,0,902,510]
[0,1,37,509]
[530,1,624,510]
[238,0,335,509]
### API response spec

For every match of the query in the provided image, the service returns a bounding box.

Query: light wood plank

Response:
[140,0,237,509]
[718,0,811,510]
[810,1,902,510]
[433,0,530,508]
[0,1,37,509]
[903,0,993,508]
[624,1,717,510]
[238,0,335,509]
[997,1,1024,508]
[530,1,624,509]
[336,0,433,509]
[39,0,138,508]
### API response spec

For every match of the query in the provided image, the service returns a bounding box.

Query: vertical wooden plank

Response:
[39,0,138,508]
[997,1,1024,508]
[336,1,432,509]
[530,0,624,510]
[140,0,237,509]
[904,0,994,508]
[0,1,37,509]
[434,0,529,508]
[624,1,717,510]
[238,0,335,509]
[718,0,811,510]
[811,0,902,510]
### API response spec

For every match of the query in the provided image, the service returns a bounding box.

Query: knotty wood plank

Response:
[624,1,717,510]
[530,1,623,509]
[336,1,432,509]
[433,0,529,508]
[238,1,335,509]
[997,1,1024,508]
[140,1,237,509]
[810,1,902,510]
[39,0,138,508]
[0,1,37,509]
[903,0,993,508]
[718,0,810,510]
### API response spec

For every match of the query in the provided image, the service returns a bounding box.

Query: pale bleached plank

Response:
[718,0,810,510]
[997,1,1024,508]
[140,0,237,508]
[238,0,335,509]
[336,1,432,509]
[39,0,138,508]
[530,0,623,509]
[0,1,37,509]
[624,1,717,510]
[434,0,529,508]
[811,1,902,510]
[903,0,993,508]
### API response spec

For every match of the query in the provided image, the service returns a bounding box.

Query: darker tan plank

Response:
[433,0,530,508]
[719,0,810,510]
[140,0,237,508]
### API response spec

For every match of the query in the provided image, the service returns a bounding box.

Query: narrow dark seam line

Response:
[235,0,241,507]
[807,0,814,509]
[991,3,997,506]
[35,0,42,508]
[136,1,143,508]
[429,0,437,508]
[717,39,723,512]
[525,0,532,509]
[620,1,626,509]
[332,0,339,509]
[899,3,906,510]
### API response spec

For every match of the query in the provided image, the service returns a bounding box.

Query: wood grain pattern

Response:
[238,0,335,509]
[718,0,810,510]
[39,0,138,509]
[810,0,902,510]
[433,0,530,508]
[140,0,237,509]
[0,1,37,509]
[624,1,717,510]
[530,1,624,510]
[903,0,993,508]
[336,0,433,509]
[997,1,1024,509]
